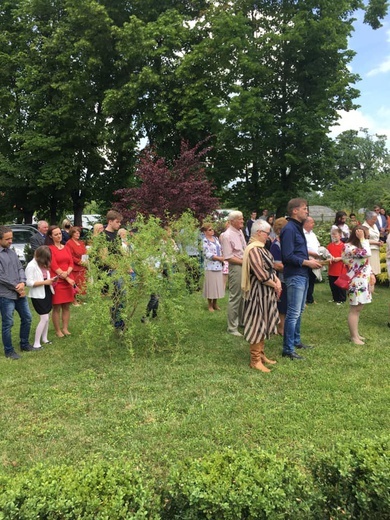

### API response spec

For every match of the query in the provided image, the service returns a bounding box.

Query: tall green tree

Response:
[111,0,387,215]
[174,0,362,214]
[320,129,390,212]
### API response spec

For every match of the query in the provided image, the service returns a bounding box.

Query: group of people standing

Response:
[201,200,387,373]
[1,202,386,363]
[0,218,91,359]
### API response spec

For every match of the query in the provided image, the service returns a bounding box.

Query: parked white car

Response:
[9,225,38,265]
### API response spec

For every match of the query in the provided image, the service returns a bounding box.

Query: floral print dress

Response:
[342,240,372,305]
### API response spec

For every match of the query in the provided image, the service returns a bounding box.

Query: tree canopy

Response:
[0,0,388,223]
[313,128,390,212]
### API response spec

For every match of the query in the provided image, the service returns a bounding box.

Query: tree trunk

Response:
[72,190,85,227]
[23,210,34,224]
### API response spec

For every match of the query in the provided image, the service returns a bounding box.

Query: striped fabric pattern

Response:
[243,247,279,344]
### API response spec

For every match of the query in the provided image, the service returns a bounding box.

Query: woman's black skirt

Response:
[31,285,53,315]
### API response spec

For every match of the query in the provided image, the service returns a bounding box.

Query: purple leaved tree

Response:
[113,141,219,223]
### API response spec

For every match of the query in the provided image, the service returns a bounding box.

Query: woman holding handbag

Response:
[342,226,373,345]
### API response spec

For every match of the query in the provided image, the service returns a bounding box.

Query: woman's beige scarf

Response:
[241,239,265,300]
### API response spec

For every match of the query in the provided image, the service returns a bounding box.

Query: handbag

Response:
[334,273,350,290]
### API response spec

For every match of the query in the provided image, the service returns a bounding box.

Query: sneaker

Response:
[5,351,21,360]
[20,344,34,352]
[229,330,243,337]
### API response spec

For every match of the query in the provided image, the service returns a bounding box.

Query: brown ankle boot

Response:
[250,342,270,372]
[260,346,277,365]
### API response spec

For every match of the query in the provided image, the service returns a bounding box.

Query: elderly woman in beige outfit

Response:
[362,211,382,275]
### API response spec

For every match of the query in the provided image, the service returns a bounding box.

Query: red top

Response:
[65,238,87,272]
[326,242,347,277]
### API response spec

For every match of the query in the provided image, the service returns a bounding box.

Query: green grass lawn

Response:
[0,281,389,477]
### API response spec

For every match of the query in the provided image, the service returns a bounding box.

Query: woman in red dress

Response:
[65,227,87,302]
[45,226,75,337]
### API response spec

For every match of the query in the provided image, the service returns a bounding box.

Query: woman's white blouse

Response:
[202,237,223,271]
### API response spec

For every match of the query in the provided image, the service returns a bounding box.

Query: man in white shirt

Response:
[303,216,321,304]
[375,205,387,240]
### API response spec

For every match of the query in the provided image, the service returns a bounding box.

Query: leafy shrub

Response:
[1,440,389,519]
[83,212,200,354]
[0,461,160,519]
[377,244,388,285]
[313,222,333,247]
[161,449,323,519]
[312,437,390,519]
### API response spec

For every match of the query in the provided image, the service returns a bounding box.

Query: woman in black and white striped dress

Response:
[241,220,281,372]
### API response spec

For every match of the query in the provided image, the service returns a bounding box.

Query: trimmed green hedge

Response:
[312,438,390,519]
[162,449,322,519]
[0,462,160,519]
[0,438,389,519]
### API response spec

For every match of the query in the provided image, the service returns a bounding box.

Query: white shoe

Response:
[229,330,243,337]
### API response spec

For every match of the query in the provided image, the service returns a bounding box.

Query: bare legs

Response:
[348,303,365,344]
[62,303,71,335]
[52,303,71,337]
[207,299,221,312]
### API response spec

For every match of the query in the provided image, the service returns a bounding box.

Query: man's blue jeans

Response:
[283,276,308,355]
[0,297,32,355]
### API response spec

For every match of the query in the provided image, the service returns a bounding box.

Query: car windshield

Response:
[12,230,33,243]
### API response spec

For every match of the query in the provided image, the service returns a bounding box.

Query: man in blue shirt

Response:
[280,199,322,360]
[0,226,33,359]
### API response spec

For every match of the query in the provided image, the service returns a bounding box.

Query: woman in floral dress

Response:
[201,223,225,312]
[342,226,372,345]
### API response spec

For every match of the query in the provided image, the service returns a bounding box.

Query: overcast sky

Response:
[331,10,390,146]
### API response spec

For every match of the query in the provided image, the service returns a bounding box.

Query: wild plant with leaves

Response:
[82,212,201,354]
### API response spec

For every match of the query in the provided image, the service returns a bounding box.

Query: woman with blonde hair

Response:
[61,218,72,244]
[242,220,281,372]
[201,222,225,311]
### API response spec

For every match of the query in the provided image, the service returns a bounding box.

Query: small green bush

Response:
[83,212,199,354]
[312,437,390,519]
[162,449,323,519]
[1,440,389,519]
[0,461,160,519]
